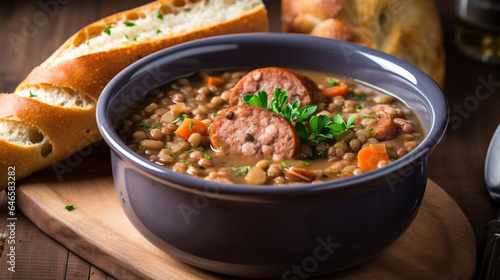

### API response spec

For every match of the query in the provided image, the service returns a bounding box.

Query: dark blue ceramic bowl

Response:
[96,33,448,279]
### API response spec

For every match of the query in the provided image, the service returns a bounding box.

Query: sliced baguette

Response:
[0,0,268,188]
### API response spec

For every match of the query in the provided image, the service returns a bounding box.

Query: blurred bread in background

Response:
[282,0,445,87]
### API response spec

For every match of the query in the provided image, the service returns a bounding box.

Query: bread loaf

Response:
[0,0,268,188]
[281,0,445,87]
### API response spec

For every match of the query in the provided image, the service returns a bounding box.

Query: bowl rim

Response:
[97,33,448,197]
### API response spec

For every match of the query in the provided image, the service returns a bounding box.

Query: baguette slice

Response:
[0,0,268,188]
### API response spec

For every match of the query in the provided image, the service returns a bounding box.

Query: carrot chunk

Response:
[174,118,208,140]
[207,76,225,87]
[323,84,349,97]
[357,144,390,172]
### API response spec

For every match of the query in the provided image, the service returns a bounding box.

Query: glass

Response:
[455,0,500,64]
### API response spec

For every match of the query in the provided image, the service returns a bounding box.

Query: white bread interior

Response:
[47,0,265,64]
[16,86,95,109]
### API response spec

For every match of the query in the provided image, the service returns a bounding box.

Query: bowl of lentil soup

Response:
[97,33,448,278]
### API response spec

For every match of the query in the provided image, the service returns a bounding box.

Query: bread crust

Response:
[281,0,445,87]
[0,0,268,188]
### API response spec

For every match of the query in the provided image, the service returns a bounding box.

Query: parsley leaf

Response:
[353,92,366,100]
[242,88,357,143]
[65,205,75,211]
[103,26,113,35]
[243,89,317,126]
[157,12,163,20]
[171,114,188,124]
[306,113,357,143]
[231,166,251,176]
[328,78,339,86]
[125,35,137,41]
[243,90,268,108]
[29,91,36,98]
[125,22,136,27]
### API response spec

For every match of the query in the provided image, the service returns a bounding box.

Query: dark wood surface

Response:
[0,0,498,279]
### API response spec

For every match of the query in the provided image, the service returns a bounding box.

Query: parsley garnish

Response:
[298,114,356,143]
[125,35,137,41]
[282,161,288,168]
[157,12,163,20]
[103,26,113,35]
[171,84,179,90]
[243,88,356,143]
[189,122,194,131]
[303,161,310,166]
[361,115,375,118]
[171,114,188,124]
[198,147,211,159]
[231,166,251,176]
[141,123,151,129]
[157,29,162,34]
[243,89,316,126]
[328,79,339,86]
[29,91,36,98]
[125,22,135,27]
[356,105,365,111]
[165,146,172,151]
[180,159,188,163]
[65,205,75,211]
[353,92,366,100]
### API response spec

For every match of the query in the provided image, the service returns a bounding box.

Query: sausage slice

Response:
[210,105,300,159]
[369,108,398,141]
[230,67,318,107]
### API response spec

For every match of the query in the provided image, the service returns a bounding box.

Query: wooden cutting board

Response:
[16,144,476,280]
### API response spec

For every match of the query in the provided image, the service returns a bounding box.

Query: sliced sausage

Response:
[230,67,318,107]
[210,105,300,159]
[369,107,398,141]
[393,118,414,133]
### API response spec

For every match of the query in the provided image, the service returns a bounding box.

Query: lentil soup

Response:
[116,67,425,185]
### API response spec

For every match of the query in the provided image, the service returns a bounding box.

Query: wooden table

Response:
[0,0,498,279]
